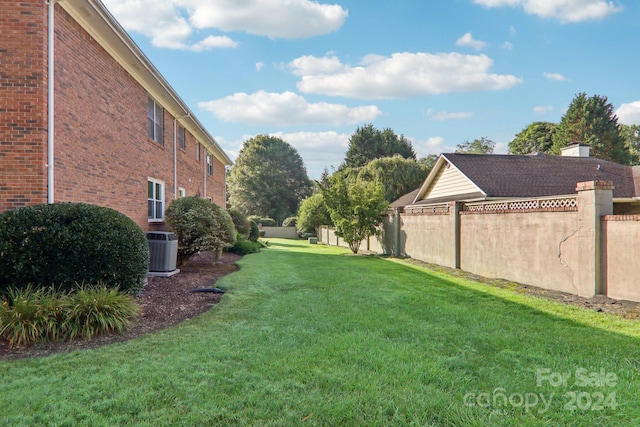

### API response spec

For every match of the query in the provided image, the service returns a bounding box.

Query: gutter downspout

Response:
[47,0,57,204]
[173,114,190,199]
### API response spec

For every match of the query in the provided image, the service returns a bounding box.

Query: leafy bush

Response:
[227,239,262,255]
[228,209,251,238]
[166,196,236,266]
[0,285,139,347]
[248,220,260,242]
[282,216,297,227]
[0,203,149,296]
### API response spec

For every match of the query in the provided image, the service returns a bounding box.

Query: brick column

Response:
[576,180,613,297]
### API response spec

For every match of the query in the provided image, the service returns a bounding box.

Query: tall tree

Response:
[509,122,556,154]
[455,137,495,154]
[322,171,388,254]
[357,156,430,203]
[343,124,416,169]
[551,93,629,164]
[227,135,312,223]
[296,192,332,236]
[620,124,640,165]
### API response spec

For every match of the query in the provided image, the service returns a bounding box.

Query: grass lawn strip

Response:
[1,238,638,426]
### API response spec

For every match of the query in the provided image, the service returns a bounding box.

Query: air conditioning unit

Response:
[147,232,178,272]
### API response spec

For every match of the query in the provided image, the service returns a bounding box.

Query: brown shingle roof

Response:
[443,153,637,198]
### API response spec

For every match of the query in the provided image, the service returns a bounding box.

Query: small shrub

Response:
[227,239,262,255]
[248,220,260,242]
[282,217,297,227]
[0,285,139,347]
[0,203,148,296]
[166,196,236,266]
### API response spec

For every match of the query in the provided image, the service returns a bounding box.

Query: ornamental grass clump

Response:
[0,285,139,347]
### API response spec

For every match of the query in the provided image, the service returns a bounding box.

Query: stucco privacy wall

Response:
[318,181,640,302]
[401,212,456,268]
[459,211,580,294]
[603,216,640,301]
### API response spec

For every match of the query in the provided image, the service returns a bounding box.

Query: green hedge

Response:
[0,203,149,296]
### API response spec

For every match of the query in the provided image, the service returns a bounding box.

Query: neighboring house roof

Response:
[390,188,420,209]
[410,153,640,206]
[59,0,232,166]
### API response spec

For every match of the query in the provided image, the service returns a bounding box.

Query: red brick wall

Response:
[51,6,226,231]
[0,0,48,211]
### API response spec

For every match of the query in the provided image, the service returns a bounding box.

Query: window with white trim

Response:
[178,187,186,198]
[178,125,185,150]
[147,97,163,145]
[206,153,213,176]
[195,142,200,161]
[147,178,164,221]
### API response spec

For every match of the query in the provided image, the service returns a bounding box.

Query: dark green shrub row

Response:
[228,209,251,239]
[0,203,149,296]
[247,215,277,227]
[0,285,139,347]
[227,239,263,255]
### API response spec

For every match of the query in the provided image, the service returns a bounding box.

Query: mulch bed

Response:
[0,251,241,360]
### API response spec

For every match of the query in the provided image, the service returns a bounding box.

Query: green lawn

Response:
[1,239,639,426]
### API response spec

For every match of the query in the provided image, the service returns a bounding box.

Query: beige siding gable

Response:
[422,162,483,200]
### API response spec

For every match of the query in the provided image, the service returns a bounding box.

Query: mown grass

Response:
[1,239,639,426]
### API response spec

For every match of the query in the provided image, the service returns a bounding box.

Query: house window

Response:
[206,153,213,176]
[148,178,164,221]
[195,142,200,161]
[178,125,185,150]
[178,187,186,198]
[147,97,163,145]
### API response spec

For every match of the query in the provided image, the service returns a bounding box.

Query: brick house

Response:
[1,0,232,231]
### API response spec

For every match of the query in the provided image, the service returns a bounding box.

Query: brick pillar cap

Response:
[575,180,614,192]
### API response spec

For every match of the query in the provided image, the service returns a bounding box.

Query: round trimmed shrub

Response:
[165,196,236,266]
[0,203,149,296]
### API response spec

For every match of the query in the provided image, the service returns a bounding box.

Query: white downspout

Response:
[203,151,207,198]
[47,0,57,204]
[173,114,189,199]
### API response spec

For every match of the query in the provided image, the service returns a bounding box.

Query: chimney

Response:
[561,143,590,157]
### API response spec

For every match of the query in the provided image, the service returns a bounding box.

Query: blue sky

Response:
[102,0,639,179]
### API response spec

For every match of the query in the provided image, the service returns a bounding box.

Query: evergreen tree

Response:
[551,93,629,164]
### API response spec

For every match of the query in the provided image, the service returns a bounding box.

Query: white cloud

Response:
[502,41,514,50]
[543,72,567,81]
[410,136,457,157]
[255,62,265,71]
[290,52,522,99]
[102,0,347,50]
[534,105,554,115]
[428,110,474,121]
[186,0,348,39]
[473,0,622,23]
[455,32,487,51]
[617,101,640,125]
[198,91,382,126]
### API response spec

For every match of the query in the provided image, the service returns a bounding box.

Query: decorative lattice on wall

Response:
[404,204,450,215]
[463,196,578,213]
